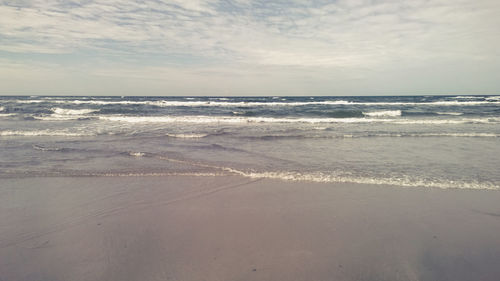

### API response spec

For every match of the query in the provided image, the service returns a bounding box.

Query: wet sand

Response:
[1,176,500,281]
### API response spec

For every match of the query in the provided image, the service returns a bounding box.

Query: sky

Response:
[0,0,499,96]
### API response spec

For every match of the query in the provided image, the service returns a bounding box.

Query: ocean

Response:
[1,95,499,190]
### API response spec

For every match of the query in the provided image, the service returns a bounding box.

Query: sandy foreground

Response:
[1,176,500,281]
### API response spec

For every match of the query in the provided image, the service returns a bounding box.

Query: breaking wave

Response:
[128,151,146,157]
[363,110,402,117]
[98,115,383,123]
[242,132,499,140]
[98,115,500,125]
[51,108,97,115]
[220,169,500,190]
[10,99,500,107]
[0,130,94,137]
[436,112,464,116]
[150,155,500,190]
[165,133,209,138]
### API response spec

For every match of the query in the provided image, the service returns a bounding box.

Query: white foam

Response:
[99,115,387,124]
[393,118,500,124]
[166,133,209,138]
[414,133,499,137]
[219,169,500,190]
[34,115,92,121]
[436,112,463,116]
[98,115,500,125]
[451,96,483,99]
[151,155,500,190]
[98,172,225,177]
[12,99,351,107]
[361,101,500,106]
[0,106,4,111]
[363,110,401,117]
[140,153,500,190]
[51,108,96,115]
[353,133,499,138]
[128,152,145,157]
[9,99,500,106]
[12,100,45,103]
[152,100,352,107]
[0,113,15,117]
[0,130,93,137]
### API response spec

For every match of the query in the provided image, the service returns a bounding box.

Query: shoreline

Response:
[1,175,500,280]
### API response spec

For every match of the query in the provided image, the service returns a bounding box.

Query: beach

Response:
[2,175,500,281]
[2,0,500,278]
[1,95,500,280]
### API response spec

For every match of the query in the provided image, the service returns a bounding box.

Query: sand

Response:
[1,176,500,281]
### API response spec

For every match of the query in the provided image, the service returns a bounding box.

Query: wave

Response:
[357,132,499,138]
[436,112,463,116]
[98,115,387,124]
[450,96,484,99]
[10,99,500,107]
[149,155,500,190]
[128,151,146,157]
[241,134,311,141]
[15,146,496,190]
[96,172,226,177]
[33,115,96,121]
[243,132,500,140]
[392,118,500,124]
[51,108,97,115]
[407,133,499,137]
[355,101,500,106]
[165,133,209,138]
[0,130,94,137]
[363,110,401,117]
[0,113,15,117]
[220,169,500,190]
[10,100,46,103]
[367,132,499,138]
[98,115,500,124]
[12,99,350,107]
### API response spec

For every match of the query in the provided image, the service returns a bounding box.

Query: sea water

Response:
[1,95,499,190]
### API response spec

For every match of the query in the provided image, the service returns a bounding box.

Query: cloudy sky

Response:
[0,0,499,96]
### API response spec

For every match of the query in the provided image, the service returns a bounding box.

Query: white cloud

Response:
[0,0,499,95]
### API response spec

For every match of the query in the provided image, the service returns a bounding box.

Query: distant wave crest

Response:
[10,99,500,107]
[0,130,94,137]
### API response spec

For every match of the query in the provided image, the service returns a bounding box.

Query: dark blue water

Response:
[1,95,499,189]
